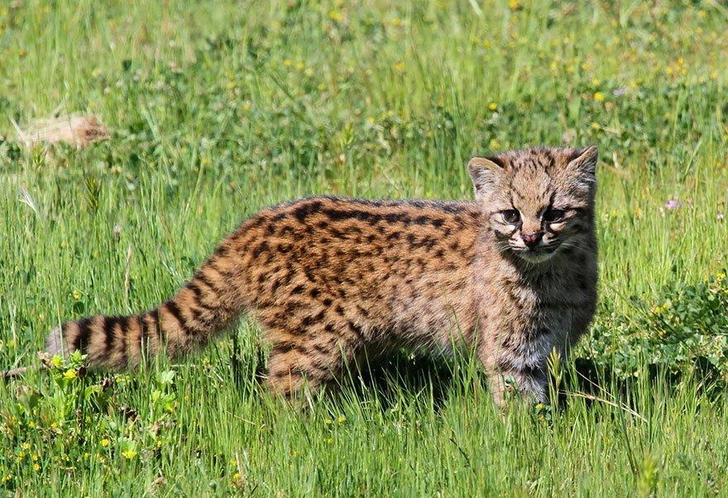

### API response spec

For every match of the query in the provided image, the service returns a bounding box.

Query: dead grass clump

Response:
[13,114,108,149]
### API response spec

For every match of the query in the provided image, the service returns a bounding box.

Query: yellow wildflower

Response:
[508,0,522,11]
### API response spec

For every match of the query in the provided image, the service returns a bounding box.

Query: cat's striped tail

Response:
[45,252,246,369]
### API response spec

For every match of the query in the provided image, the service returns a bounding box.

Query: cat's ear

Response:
[567,145,598,178]
[467,156,504,192]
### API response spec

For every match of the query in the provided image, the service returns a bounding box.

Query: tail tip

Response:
[45,326,66,357]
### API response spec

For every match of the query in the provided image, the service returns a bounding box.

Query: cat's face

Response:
[468,146,597,264]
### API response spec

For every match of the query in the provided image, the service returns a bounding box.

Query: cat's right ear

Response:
[467,156,504,193]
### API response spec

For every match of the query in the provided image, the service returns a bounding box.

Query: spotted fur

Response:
[47,146,598,404]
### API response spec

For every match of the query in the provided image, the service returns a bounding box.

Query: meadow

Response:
[1,0,727,495]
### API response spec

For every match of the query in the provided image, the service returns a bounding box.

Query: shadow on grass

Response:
[240,349,459,411]
[245,352,726,412]
[343,352,459,411]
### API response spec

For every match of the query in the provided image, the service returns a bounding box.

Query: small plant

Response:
[587,271,728,386]
[0,350,181,491]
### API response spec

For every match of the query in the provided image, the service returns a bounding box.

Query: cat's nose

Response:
[521,232,542,248]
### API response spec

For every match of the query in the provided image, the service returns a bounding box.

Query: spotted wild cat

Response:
[46,146,599,404]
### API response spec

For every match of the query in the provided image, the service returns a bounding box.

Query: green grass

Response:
[1,0,728,495]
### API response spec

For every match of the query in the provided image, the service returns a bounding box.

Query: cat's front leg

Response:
[479,322,550,406]
[485,358,549,406]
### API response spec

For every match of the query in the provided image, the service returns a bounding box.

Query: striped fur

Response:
[46,146,598,404]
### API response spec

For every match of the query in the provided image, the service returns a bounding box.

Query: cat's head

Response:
[467,146,597,264]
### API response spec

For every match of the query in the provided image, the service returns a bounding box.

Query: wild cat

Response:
[45,146,598,405]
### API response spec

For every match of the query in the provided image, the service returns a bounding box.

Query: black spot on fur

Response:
[346,321,365,341]
[252,241,269,259]
[103,316,120,354]
[73,317,94,351]
[293,200,323,222]
[164,301,190,335]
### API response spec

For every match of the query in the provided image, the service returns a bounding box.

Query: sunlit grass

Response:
[1,0,727,495]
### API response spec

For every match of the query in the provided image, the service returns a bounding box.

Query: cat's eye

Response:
[501,210,521,224]
[543,209,565,223]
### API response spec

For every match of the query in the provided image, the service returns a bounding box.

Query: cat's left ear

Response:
[467,156,504,193]
[567,145,598,178]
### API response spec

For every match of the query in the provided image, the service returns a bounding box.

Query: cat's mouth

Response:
[513,244,560,263]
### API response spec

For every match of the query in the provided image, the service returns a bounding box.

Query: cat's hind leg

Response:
[264,324,359,399]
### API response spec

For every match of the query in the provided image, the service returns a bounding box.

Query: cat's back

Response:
[231,195,481,266]
[220,196,482,335]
